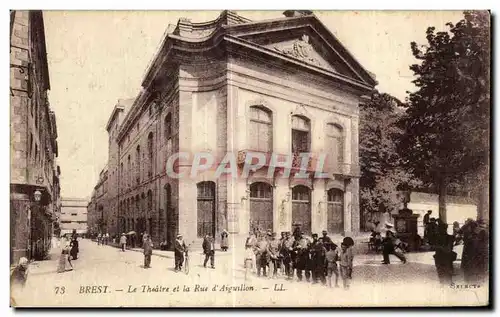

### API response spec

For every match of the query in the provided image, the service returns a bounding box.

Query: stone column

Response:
[343,179,353,237]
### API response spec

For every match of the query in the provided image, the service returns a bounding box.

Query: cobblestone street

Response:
[13,239,488,307]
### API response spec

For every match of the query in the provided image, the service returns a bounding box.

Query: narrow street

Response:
[14,239,488,307]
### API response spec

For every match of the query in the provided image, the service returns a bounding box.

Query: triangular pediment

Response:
[226,16,377,87]
[267,34,339,73]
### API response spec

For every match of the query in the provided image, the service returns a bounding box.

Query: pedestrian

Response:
[245,231,257,273]
[11,257,29,288]
[120,233,127,251]
[69,236,79,260]
[267,232,280,278]
[310,233,327,285]
[281,231,295,279]
[143,234,153,269]
[174,234,187,272]
[11,257,29,302]
[202,234,215,269]
[220,230,229,251]
[382,230,406,264]
[433,223,456,285]
[319,230,332,245]
[339,242,353,289]
[255,233,269,277]
[325,243,340,287]
[57,244,73,273]
[293,232,311,282]
[97,233,102,245]
[105,233,110,245]
[452,221,462,245]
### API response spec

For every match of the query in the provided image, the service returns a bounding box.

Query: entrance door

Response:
[292,185,311,235]
[197,181,216,238]
[249,182,273,233]
[327,188,344,234]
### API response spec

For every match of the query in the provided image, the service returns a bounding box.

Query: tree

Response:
[399,11,490,223]
[359,92,421,228]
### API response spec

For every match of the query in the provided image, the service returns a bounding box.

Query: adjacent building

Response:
[60,198,88,236]
[10,10,61,264]
[92,10,376,248]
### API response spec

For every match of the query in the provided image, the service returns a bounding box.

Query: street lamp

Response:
[33,190,42,202]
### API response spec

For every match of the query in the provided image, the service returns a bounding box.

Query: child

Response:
[339,242,353,289]
[325,243,339,288]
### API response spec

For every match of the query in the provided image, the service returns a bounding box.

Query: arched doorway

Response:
[249,182,273,233]
[197,181,216,238]
[327,188,344,234]
[292,185,311,235]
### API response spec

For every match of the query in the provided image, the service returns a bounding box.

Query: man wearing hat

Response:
[310,233,327,285]
[293,232,311,282]
[267,232,281,278]
[120,233,127,252]
[319,230,332,245]
[382,229,406,264]
[255,233,270,277]
[280,231,295,280]
[174,234,187,272]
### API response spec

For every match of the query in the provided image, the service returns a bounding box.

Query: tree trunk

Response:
[438,176,448,224]
[477,164,490,223]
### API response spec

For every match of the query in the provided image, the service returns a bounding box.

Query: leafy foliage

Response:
[399,11,490,220]
[359,92,421,224]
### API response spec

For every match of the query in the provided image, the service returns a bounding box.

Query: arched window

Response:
[327,188,344,233]
[165,113,172,139]
[136,145,141,184]
[135,195,140,214]
[127,155,131,187]
[326,123,344,164]
[147,190,153,212]
[292,185,311,201]
[141,192,146,213]
[165,184,172,210]
[292,115,310,153]
[147,132,154,178]
[120,162,124,190]
[250,182,273,199]
[249,106,272,152]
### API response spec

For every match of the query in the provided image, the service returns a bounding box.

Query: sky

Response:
[42,10,464,199]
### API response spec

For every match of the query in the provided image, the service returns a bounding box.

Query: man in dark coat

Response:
[382,230,406,264]
[142,234,153,268]
[280,231,295,280]
[310,233,327,285]
[202,234,215,269]
[433,223,455,284]
[174,234,187,272]
[319,230,332,245]
[293,232,311,282]
[255,234,269,277]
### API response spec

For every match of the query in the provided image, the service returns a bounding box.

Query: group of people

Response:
[57,234,79,273]
[96,233,110,246]
[244,228,354,289]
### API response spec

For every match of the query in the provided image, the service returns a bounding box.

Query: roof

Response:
[105,98,135,132]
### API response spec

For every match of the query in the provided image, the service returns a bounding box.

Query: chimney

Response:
[283,10,313,18]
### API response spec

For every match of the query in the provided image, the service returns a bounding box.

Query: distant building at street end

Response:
[60,198,88,236]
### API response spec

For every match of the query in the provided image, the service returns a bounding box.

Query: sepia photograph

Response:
[9,8,490,307]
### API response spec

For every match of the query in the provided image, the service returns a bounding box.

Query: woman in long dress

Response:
[220,230,229,251]
[70,237,79,260]
[57,245,73,273]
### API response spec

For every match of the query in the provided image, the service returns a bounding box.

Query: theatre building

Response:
[108,10,376,248]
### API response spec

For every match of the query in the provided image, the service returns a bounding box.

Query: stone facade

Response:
[10,10,61,264]
[60,198,88,235]
[92,10,376,248]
